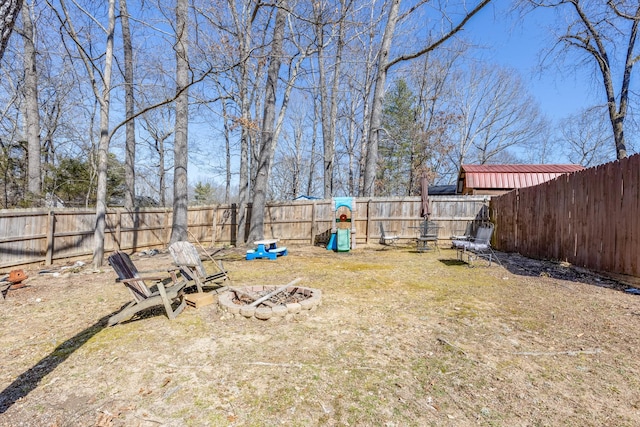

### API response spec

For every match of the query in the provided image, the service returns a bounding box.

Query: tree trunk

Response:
[158,134,166,206]
[347,99,357,195]
[120,0,136,208]
[316,22,333,199]
[612,117,627,160]
[362,0,400,197]
[328,15,344,192]
[602,37,628,161]
[0,0,23,62]
[359,70,373,196]
[237,111,250,244]
[611,4,638,160]
[357,13,378,196]
[170,0,189,244]
[316,0,347,199]
[21,1,41,201]
[92,0,116,268]
[293,122,302,198]
[307,93,319,196]
[222,99,231,204]
[247,1,286,242]
[228,0,253,244]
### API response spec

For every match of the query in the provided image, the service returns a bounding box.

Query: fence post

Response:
[45,210,55,266]
[310,201,317,245]
[515,189,519,251]
[164,209,172,245]
[211,205,218,246]
[116,210,122,250]
[365,199,371,244]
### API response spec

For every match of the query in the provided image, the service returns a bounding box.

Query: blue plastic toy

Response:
[246,240,288,260]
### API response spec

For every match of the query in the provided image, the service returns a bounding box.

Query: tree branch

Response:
[386,0,492,70]
[108,65,215,140]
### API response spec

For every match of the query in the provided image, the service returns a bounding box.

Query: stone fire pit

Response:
[218,278,321,320]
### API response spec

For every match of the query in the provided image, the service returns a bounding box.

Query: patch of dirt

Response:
[1,244,640,426]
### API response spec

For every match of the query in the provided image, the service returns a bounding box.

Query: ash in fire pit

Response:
[218,278,321,320]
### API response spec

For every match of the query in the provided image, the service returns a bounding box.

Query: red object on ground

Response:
[8,269,27,284]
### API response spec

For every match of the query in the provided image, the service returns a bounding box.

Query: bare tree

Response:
[342,90,361,195]
[561,106,615,167]
[528,0,639,160]
[0,0,23,62]
[314,0,350,198]
[51,0,117,267]
[247,0,287,242]
[220,0,262,243]
[449,65,547,168]
[139,108,174,206]
[343,4,384,196]
[270,103,307,199]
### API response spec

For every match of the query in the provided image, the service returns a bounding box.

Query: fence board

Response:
[616,157,638,275]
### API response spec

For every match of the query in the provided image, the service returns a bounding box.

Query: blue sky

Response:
[465,1,597,121]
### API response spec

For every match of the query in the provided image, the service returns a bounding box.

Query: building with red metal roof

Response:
[457,164,585,195]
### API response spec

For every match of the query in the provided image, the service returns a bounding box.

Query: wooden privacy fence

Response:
[215,196,488,246]
[0,196,488,269]
[0,207,216,269]
[491,154,640,278]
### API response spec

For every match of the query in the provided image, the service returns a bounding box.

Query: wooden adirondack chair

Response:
[169,241,229,293]
[107,251,187,326]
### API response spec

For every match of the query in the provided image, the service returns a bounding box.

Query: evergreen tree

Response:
[43,154,125,207]
[0,139,27,208]
[193,182,216,205]
[379,79,421,196]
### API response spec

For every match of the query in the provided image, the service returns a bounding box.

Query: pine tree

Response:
[379,79,421,196]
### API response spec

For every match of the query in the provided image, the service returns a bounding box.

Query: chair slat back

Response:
[462,221,474,237]
[420,221,438,239]
[169,241,207,279]
[474,223,494,245]
[108,251,151,301]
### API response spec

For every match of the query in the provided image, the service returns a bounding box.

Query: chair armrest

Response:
[173,262,200,268]
[450,234,470,240]
[122,270,181,283]
[133,267,182,275]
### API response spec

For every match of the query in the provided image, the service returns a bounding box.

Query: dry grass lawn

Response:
[1,243,639,426]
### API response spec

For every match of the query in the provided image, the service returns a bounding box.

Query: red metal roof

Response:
[461,164,585,189]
